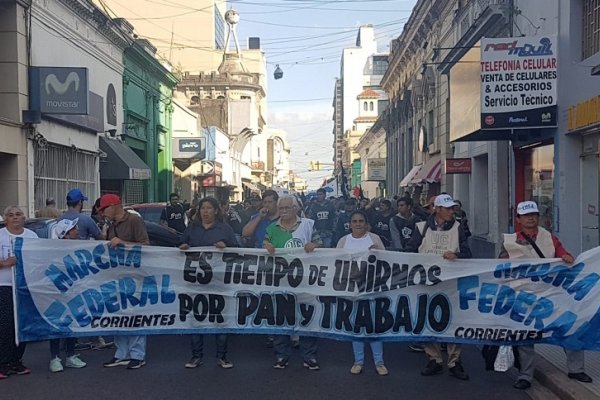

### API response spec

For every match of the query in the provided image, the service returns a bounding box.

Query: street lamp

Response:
[274,64,283,80]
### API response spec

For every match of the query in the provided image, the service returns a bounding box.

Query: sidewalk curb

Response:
[534,355,599,400]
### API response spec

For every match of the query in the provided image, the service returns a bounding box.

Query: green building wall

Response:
[122,43,178,202]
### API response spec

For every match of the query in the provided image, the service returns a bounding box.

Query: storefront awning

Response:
[99,136,151,180]
[412,155,442,185]
[242,181,260,192]
[399,165,422,187]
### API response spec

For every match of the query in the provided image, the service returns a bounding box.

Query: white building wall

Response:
[172,99,201,202]
[341,25,378,133]
[31,1,125,150]
[29,0,129,208]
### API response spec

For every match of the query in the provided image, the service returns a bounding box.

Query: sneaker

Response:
[217,357,234,369]
[449,362,469,380]
[92,337,114,350]
[103,357,130,368]
[568,372,593,383]
[273,358,288,369]
[0,365,9,379]
[49,357,63,373]
[303,359,320,371]
[376,364,389,376]
[408,343,425,352]
[9,361,31,375]
[421,360,443,376]
[184,357,203,369]
[126,359,146,369]
[350,363,363,375]
[65,355,86,369]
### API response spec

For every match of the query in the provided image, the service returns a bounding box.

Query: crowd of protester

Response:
[0,187,592,391]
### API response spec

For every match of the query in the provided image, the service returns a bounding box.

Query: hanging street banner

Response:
[13,238,600,350]
[480,35,558,129]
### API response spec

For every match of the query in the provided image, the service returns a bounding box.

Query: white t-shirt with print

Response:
[0,227,38,286]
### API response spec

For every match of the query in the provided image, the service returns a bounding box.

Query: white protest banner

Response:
[13,238,600,349]
[480,35,558,129]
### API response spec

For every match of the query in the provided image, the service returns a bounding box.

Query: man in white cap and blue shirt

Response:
[499,200,592,389]
[405,193,472,380]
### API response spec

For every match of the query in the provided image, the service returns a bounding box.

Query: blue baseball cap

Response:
[67,188,88,202]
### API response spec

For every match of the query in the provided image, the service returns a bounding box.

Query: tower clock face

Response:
[418,126,426,152]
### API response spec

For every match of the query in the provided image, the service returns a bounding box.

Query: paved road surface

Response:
[3,335,532,400]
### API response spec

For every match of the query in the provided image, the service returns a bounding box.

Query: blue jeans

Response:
[352,341,384,365]
[190,334,228,359]
[114,335,146,361]
[50,338,76,358]
[274,335,318,362]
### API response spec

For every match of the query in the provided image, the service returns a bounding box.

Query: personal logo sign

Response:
[13,238,600,350]
[480,36,558,129]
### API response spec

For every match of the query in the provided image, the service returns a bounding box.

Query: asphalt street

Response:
[3,335,532,400]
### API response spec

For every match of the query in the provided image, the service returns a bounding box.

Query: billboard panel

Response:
[480,36,558,129]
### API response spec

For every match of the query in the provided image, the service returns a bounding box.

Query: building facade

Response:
[118,20,178,203]
[97,0,227,74]
[333,25,386,171]
[383,0,600,257]
[30,0,133,212]
[0,0,31,215]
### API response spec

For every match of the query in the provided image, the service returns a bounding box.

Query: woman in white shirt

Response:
[0,206,38,379]
[336,210,388,376]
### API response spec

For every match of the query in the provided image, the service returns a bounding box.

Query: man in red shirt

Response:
[500,201,592,390]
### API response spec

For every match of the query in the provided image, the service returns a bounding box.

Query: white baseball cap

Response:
[517,201,539,215]
[54,218,79,239]
[434,194,457,208]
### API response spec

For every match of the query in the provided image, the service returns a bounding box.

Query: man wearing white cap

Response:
[406,194,472,380]
[500,200,591,390]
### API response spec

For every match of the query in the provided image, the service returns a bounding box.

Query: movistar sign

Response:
[29,67,89,115]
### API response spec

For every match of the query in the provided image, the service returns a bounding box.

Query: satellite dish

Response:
[274,64,283,80]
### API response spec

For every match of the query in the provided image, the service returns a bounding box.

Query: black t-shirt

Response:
[161,204,187,233]
[369,212,392,247]
[308,201,337,233]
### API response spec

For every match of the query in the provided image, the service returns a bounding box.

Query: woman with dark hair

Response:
[336,210,388,376]
[179,197,238,370]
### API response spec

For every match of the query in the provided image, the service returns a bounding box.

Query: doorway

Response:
[581,152,599,252]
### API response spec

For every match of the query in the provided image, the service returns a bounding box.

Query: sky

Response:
[98,0,417,189]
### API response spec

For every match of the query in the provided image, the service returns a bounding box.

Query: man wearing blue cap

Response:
[59,189,104,240]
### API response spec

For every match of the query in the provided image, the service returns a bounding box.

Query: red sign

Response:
[446,158,472,174]
[202,176,215,187]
